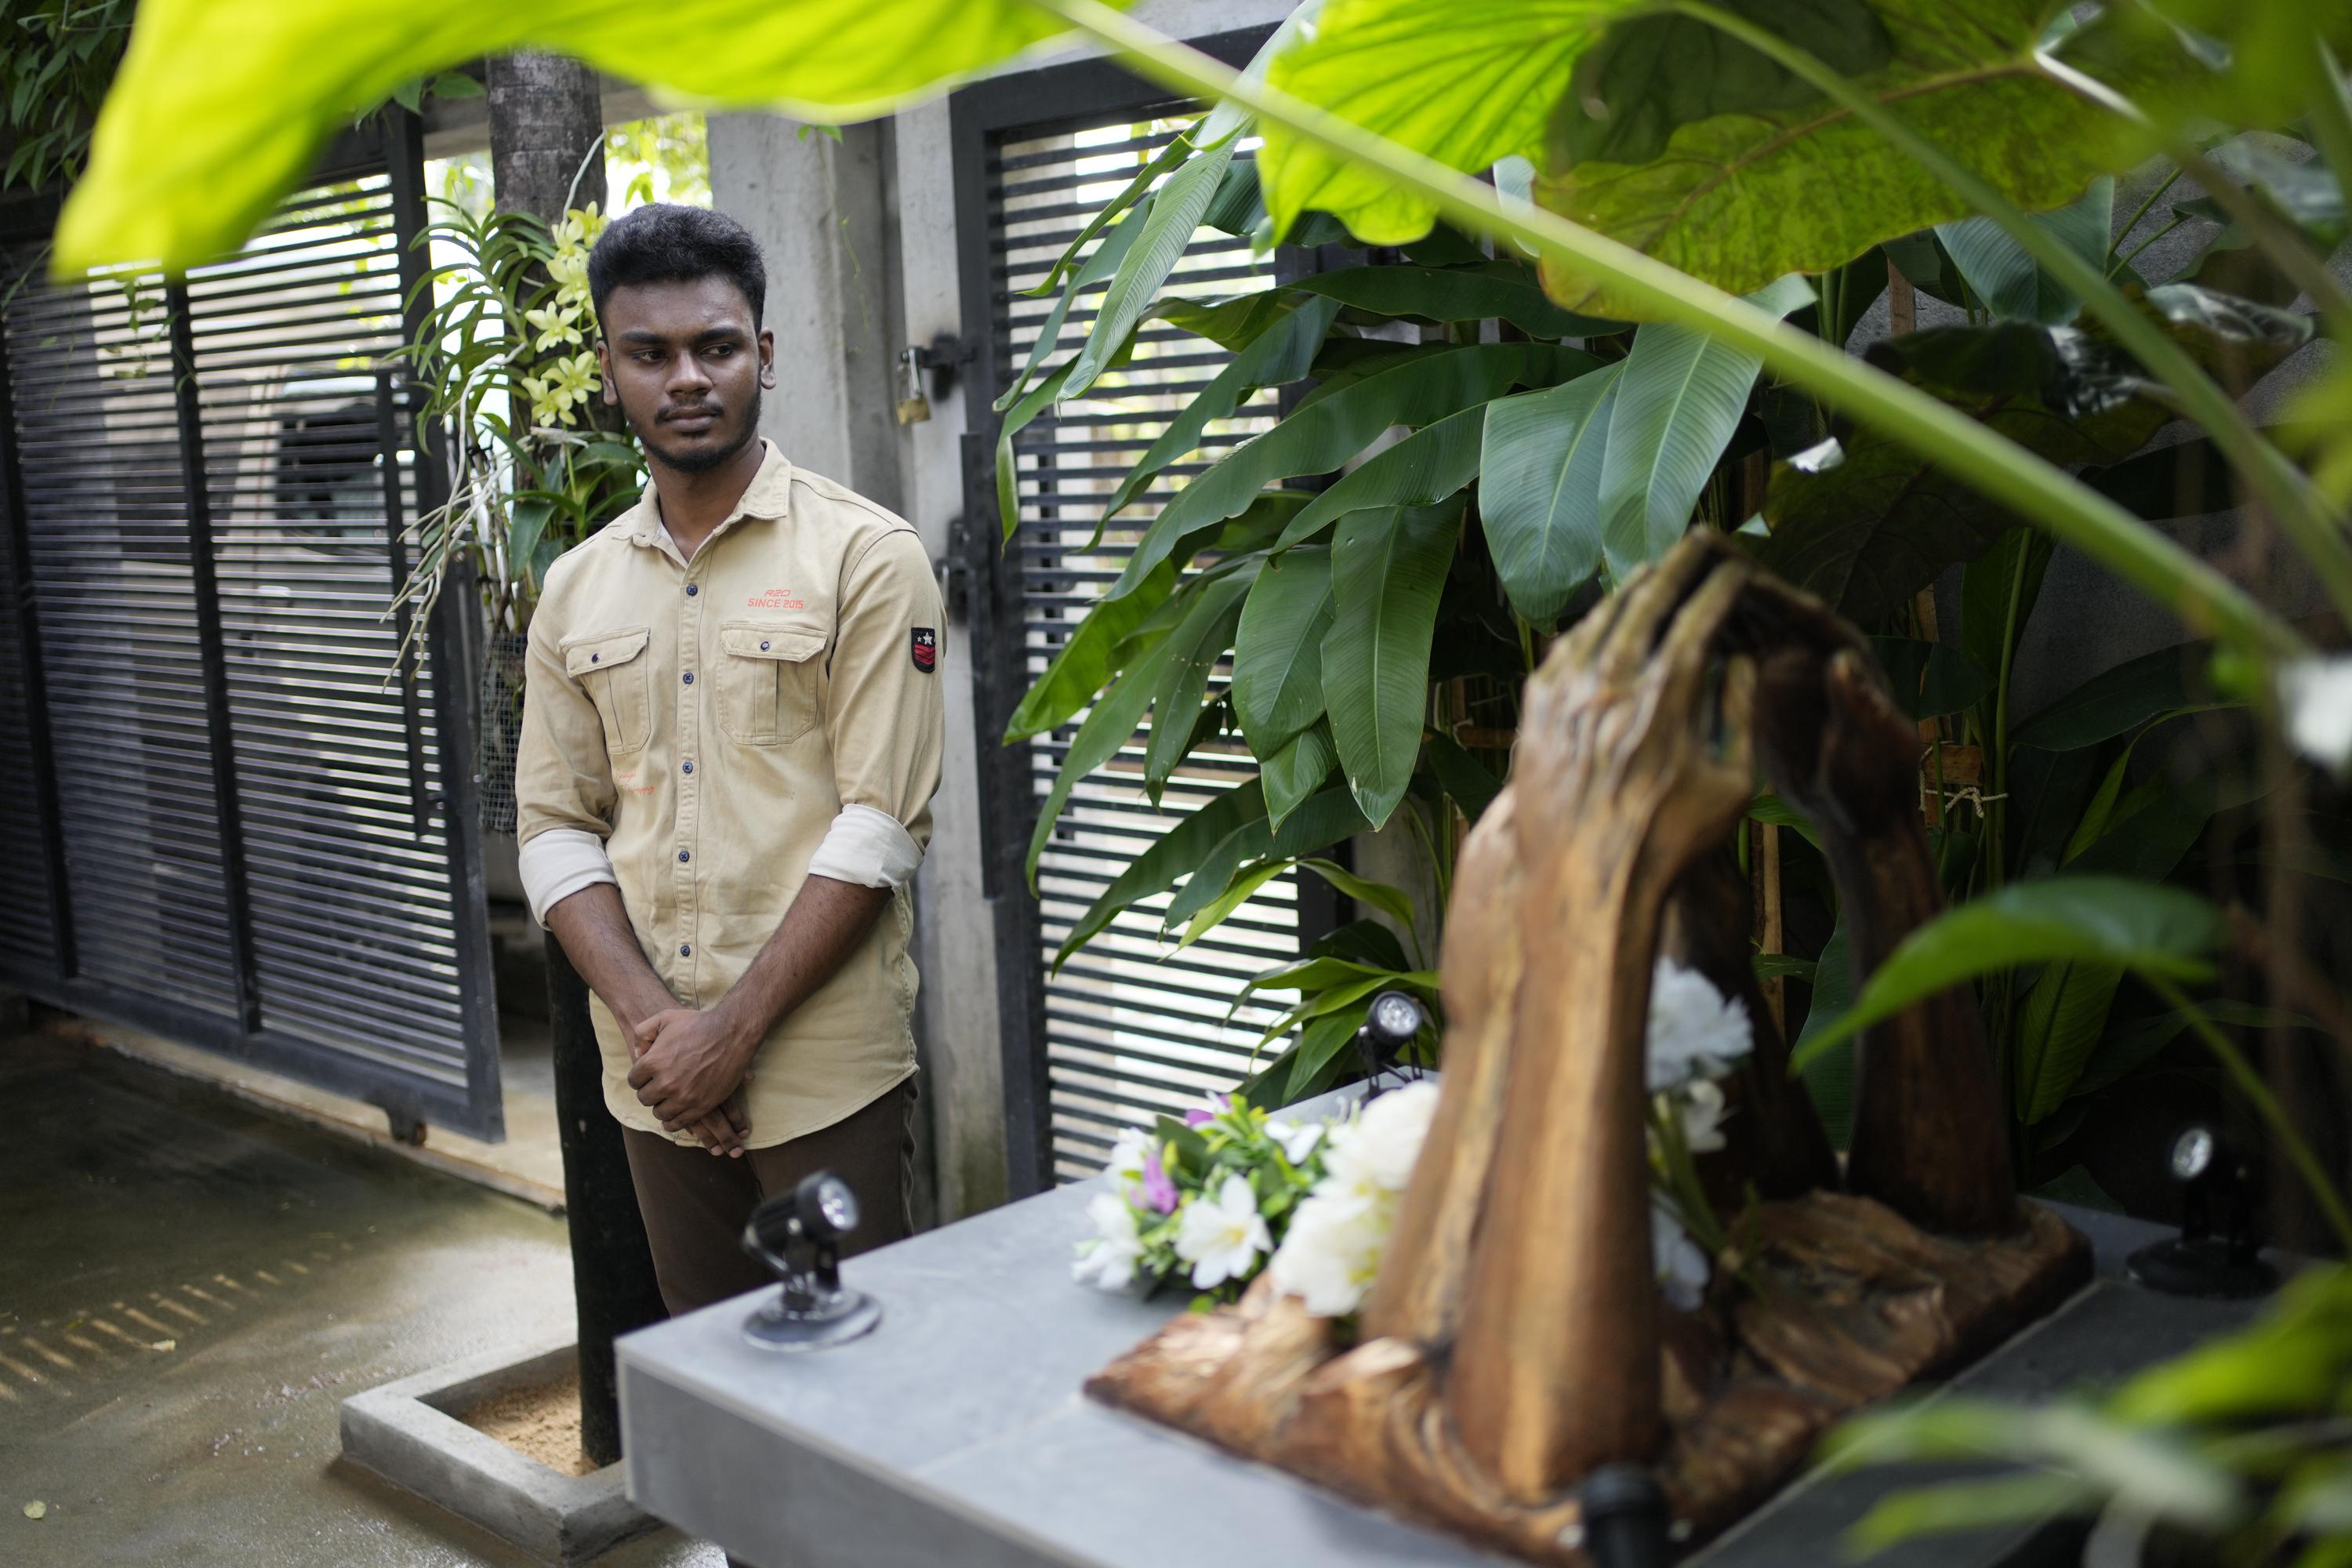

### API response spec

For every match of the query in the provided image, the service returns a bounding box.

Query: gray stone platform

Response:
[618,1163,2262,1568]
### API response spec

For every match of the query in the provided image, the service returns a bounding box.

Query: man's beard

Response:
[636,383,761,475]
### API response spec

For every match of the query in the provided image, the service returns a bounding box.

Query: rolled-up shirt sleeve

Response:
[806,528,945,889]
[515,597,620,926]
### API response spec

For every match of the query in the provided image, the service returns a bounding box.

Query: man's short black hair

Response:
[586,204,767,330]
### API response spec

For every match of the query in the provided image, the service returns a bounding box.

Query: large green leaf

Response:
[1423,729,1505,826]
[1294,261,1624,337]
[1258,0,1635,246]
[60,0,1131,274]
[1025,655,1167,891]
[1479,364,1621,622]
[2074,1000,2318,1100]
[1161,784,1375,929]
[1959,524,2054,710]
[1870,636,1993,721]
[1262,721,1338,829]
[1760,323,2169,621]
[1795,921,1856,1148]
[2013,641,2212,750]
[1552,0,1892,167]
[1599,274,1812,577]
[996,194,1150,413]
[1322,501,1461,828]
[1062,138,1238,401]
[1934,176,2114,325]
[1141,567,1258,799]
[1535,0,2194,317]
[2013,959,2126,1124]
[1051,782,1269,968]
[1789,878,2224,1070]
[1095,296,1343,528]
[1004,560,1175,742]
[1233,544,1335,754]
[1107,343,1587,600]
[1272,404,1494,549]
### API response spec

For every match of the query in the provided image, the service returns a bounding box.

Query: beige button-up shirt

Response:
[514,442,945,1149]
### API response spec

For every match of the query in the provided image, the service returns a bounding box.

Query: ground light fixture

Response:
[2125,1122,2279,1299]
[1356,989,1430,1091]
[740,1171,884,1351]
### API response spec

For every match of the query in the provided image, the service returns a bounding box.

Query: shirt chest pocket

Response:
[716,622,826,745]
[563,626,652,755]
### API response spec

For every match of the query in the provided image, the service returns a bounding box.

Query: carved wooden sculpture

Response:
[1088,537,2089,1563]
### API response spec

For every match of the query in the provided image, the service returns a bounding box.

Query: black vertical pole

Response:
[546,935,667,1465]
[167,282,263,1036]
[386,107,505,1140]
[0,293,74,983]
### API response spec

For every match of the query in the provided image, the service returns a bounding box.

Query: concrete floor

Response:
[0,1030,718,1568]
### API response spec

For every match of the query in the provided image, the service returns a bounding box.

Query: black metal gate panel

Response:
[0,122,502,1139]
[956,34,1327,1189]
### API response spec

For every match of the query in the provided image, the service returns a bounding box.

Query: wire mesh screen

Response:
[0,162,496,1134]
[986,111,1304,1182]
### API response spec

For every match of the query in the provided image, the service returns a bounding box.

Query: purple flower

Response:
[1141,1155,1179,1214]
[1184,1092,1230,1128]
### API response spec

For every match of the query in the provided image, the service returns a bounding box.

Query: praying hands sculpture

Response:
[1089,536,2088,1563]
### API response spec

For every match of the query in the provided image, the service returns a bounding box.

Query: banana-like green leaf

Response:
[1294,261,1625,337]
[1272,404,1494,550]
[1062,138,1238,401]
[996,360,1074,545]
[1051,782,1269,969]
[1536,0,2196,317]
[1233,544,1334,754]
[2013,956,2126,1124]
[1025,136,1189,304]
[1599,274,1811,577]
[1175,859,1292,952]
[1298,858,1420,949]
[60,0,1131,275]
[1107,343,1587,601]
[1424,729,1504,826]
[1262,721,1338,829]
[1479,364,1621,622]
[1097,295,1342,529]
[2013,641,2212,750]
[1004,560,1177,742]
[1142,567,1258,800]
[1322,500,1461,828]
[1869,636,1993,722]
[1795,922,1855,1148]
[1257,0,1635,246]
[1935,176,2114,325]
[1161,783,1374,929]
[2074,1000,2318,1101]
[1789,877,2223,1071]
[995,196,1150,414]
[1022,618,1182,891]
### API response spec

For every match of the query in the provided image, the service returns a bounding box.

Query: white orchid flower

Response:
[1646,959,1754,1090]
[1071,1192,1143,1293]
[1652,1203,1711,1312]
[1267,1118,1323,1163]
[2280,655,2352,775]
[1173,1173,1272,1290]
[1269,1193,1388,1317]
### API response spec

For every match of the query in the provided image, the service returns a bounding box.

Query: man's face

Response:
[595,274,775,475]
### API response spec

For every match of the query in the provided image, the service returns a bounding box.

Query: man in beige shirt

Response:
[515,205,944,1314]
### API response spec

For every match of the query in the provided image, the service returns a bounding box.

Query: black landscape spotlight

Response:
[741,1171,884,1351]
[2126,1123,2278,1299]
[1356,989,1430,1092]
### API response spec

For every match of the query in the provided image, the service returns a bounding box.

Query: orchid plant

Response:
[1076,960,1752,1319]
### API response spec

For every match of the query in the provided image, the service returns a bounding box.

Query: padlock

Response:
[895,346,932,426]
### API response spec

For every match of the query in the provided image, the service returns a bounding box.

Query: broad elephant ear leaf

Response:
[1233,544,1335,756]
[1535,0,2199,318]
[1933,176,2113,325]
[1256,0,1639,247]
[60,0,1135,274]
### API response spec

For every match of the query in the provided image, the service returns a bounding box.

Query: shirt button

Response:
[685,583,699,597]
[682,671,694,685]
[678,849,691,862]
[590,652,599,662]
[681,760,693,775]
[759,640,771,652]
[680,944,691,956]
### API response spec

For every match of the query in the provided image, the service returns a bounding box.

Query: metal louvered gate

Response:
[0,115,502,1140]
[953,31,1337,1193]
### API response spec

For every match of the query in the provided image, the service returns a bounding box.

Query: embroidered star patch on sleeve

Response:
[910,626,938,673]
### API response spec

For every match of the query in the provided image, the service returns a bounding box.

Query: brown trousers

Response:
[620,1078,916,1318]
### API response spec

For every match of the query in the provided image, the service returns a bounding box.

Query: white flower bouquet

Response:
[1074,960,1757,1322]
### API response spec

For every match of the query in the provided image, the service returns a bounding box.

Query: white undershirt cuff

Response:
[806,804,924,890]
[519,826,620,927]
